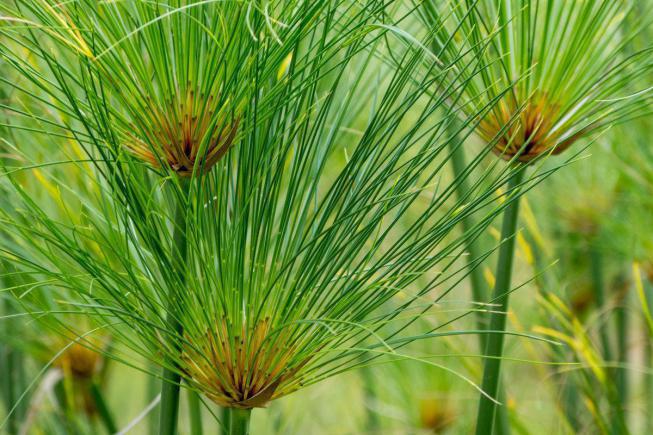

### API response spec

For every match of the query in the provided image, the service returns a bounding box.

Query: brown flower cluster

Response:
[124,90,239,176]
[182,318,311,409]
[478,91,584,163]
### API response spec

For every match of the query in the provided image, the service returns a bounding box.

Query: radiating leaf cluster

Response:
[414,0,653,163]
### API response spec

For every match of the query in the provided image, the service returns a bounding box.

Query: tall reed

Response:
[411,1,653,433]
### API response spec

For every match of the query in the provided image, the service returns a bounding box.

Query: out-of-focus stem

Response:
[645,279,653,434]
[89,381,118,434]
[448,137,488,338]
[526,231,581,431]
[615,276,629,428]
[360,365,380,432]
[4,343,18,435]
[147,367,159,435]
[589,245,612,362]
[222,406,232,435]
[2,290,26,435]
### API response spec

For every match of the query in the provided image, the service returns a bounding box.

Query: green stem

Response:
[526,232,582,431]
[54,378,79,434]
[1,270,25,435]
[159,179,190,435]
[475,168,526,435]
[227,408,252,435]
[448,132,510,435]
[222,407,232,435]
[494,387,511,435]
[615,279,629,429]
[590,245,612,362]
[159,305,183,433]
[645,280,653,434]
[562,376,580,431]
[4,346,18,435]
[448,137,488,339]
[188,390,203,435]
[147,366,160,435]
[589,247,628,433]
[89,381,118,434]
[360,365,380,431]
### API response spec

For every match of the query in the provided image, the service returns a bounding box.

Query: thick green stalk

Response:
[475,168,526,435]
[227,408,252,435]
[188,390,203,435]
[89,381,118,434]
[222,407,232,435]
[159,179,190,435]
[147,367,160,435]
[494,388,511,435]
[448,135,511,435]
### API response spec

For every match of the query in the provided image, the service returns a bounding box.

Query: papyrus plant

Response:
[2,1,541,433]
[413,1,653,433]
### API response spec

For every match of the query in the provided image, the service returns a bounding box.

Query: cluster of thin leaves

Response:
[412,0,653,163]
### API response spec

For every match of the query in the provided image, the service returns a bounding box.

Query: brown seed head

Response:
[182,318,311,409]
[125,90,239,176]
[478,91,583,163]
[570,285,595,316]
[419,398,456,434]
[55,342,103,379]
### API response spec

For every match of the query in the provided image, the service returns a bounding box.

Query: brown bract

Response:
[182,318,310,409]
[55,341,103,379]
[124,90,239,177]
[570,286,595,316]
[478,92,584,163]
[419,398,456,434]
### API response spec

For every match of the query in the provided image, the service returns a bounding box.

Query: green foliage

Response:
[2,1,653,434]
[0,0,530,415]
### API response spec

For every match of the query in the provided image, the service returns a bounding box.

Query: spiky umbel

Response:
[182,319,309,409]
[478,92,586,163]
[2,1,246,178]
[124,89,239,176]
[419,1,652,165]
